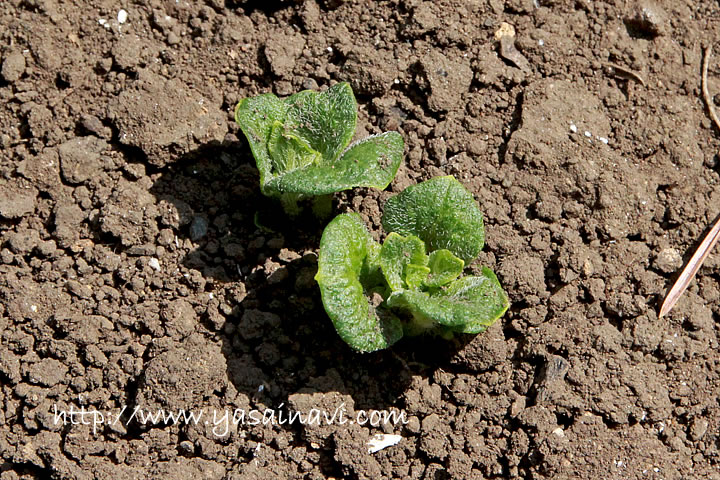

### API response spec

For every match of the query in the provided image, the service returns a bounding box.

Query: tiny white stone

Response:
[368,434,402,453]
[257,384,265,392]
[98,18,107,25]
[569,124,577,133]
[598,136,609,144]
[538,39,544,46]
[117,9,128,24]
[30,305,38,312]
[551,427,565,437]
[326,46,333,53]
[584,131,592,137]
[148,258,161,271]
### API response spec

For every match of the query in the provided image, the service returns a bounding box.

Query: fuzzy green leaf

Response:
[235,83,355,193]
[264,132,404,196]
[283,83,357,162]
[236,83,403,204]
[405,264,431,290]
[425,249,464,288]
[379,233,428,291]
[386,267,509,334]
[234,93,289,190]
[267,121,322,172]
[382,176,485,263]
[315,213,403,352]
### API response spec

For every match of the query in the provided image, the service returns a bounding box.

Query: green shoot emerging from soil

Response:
[315,176,509,352]
[235,82,404,216]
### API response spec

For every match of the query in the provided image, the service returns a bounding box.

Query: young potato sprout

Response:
[235,82,404,216]
[315,176,509,352]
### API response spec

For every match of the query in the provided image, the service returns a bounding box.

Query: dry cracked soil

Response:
[2,0,720,479]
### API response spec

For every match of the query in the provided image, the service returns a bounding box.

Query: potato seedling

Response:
[315,176,509,352]
[235,82,403,216]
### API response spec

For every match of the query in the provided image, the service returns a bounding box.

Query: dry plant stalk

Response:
[702,45,720,133]
[659,45,720,317]
[659,217,720,317]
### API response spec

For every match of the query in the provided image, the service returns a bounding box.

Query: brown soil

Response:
[2,0,720,479]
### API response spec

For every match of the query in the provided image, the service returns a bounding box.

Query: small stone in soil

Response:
[190,217,209,241]
[1,50,26,82]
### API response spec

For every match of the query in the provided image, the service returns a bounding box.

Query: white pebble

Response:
[148,258,161,271]
[367,434,402,453]
[584,131,592,137]
[118,9,128,24]
[569,124,577,133]
[598,136,609,144]
[538,39,544,46]
[98,18,107,25]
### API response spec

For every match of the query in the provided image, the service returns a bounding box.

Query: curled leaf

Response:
[379,233,427,291]
[264,132,404,196]
[315,213,403,352]
[387,268,509,335]
[425,249,464,288]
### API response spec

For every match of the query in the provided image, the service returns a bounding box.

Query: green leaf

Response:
[382,176,485,263]
[236,83,404,205]
[379,233,427,291]
[425,249,464,288]
[267,121,322,172]
[315,213,403,352]
[264,132,404,196]
[386,267,509,334]
[405,264,431,290]
[284,82,357,163]
[234,93,289,191]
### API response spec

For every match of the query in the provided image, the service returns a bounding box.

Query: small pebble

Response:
[653,248,682,273]
[148,258,161,271]
[167,32,180,45]
[626,1,667,37]
[1,50,26,83]
[179,440,194,454]
[117,9,128,24]
[189,217,208,241]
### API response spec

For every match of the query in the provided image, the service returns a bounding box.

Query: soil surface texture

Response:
[2,0,720,479]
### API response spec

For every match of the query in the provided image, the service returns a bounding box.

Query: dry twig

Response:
[659,217,720,317]
[603,63,646,86]
[702,45,720,133]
